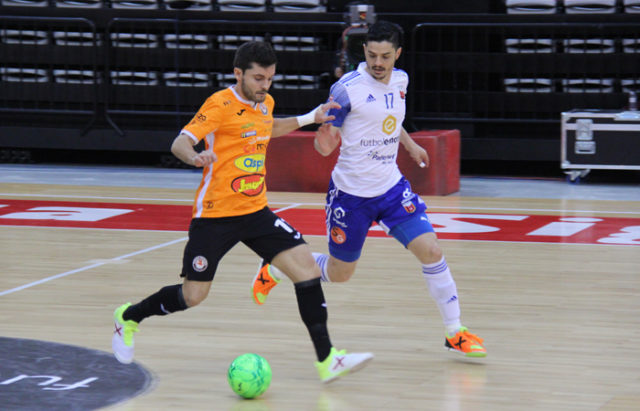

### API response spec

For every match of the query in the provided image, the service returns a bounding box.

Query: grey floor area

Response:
[0,164,639,201]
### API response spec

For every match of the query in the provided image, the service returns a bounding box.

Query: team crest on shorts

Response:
[192,256,208,272]
[330,226,347,244]
[402,199,416,213]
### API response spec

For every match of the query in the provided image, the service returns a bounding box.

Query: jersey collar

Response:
[357,61,393,86]
[229,85,257,109]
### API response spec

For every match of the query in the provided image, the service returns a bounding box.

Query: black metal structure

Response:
[1,1,638,163]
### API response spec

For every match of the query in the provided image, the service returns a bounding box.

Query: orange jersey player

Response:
[112,41,374,384]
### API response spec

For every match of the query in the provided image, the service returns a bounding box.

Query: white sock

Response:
[421,257,462,335]
[312,252,331,282]
[265,253,331,282]
[266,262,284,281]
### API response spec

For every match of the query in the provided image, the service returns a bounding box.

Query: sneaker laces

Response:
[458,329,483,344]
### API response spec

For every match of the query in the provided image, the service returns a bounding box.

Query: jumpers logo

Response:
[231,174,265,196]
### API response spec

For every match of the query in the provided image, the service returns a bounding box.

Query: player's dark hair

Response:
[233,41,277,72]
[366,20,403,50]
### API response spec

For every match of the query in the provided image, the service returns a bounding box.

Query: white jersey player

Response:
[252,21,487,358]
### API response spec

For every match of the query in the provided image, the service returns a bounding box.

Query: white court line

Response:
[0,192,193,203]
[0,237,187,297]
[1,192,639,215]
[0,203,294,296]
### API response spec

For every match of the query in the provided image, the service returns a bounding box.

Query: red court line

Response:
[0,199,638,246]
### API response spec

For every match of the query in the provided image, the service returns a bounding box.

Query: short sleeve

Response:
[182,94,224,142]
[327,82,351,128]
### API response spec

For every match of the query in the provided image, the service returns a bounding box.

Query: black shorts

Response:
[181,206,306,281]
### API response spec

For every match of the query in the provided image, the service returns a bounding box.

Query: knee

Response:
[409,234,443,264]
[182,284,209,307]
[424,242,443,262]
[328,260,356,282]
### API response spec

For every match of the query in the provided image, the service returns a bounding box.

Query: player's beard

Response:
[241,79,267,104]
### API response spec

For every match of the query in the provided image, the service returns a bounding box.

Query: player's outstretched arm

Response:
[171,133,217,167]
[400,128,429,168]
[271,101,341,138]
[314,124,341,156]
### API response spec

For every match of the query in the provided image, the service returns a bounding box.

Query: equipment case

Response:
[561,109,640,181]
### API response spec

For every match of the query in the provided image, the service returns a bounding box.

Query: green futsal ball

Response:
[227,353,272,399]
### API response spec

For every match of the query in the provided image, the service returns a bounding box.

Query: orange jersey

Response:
[181,86,274,218]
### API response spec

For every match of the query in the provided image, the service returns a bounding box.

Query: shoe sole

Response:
[323,354,374,384]
[444,346,487,358]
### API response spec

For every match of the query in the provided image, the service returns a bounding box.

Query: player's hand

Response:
[314,123,341,156]
[314,100,341,123]
[410,145,429,168]
[192,150,217,167]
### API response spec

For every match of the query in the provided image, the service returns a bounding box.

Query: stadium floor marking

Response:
[0,207,294,297]
[0,237,188,297]
[1,192,639,215]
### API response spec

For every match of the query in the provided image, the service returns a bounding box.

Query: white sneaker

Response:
[112,303,138,364]
[315,347,374,383]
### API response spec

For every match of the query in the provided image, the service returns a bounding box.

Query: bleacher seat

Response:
[0,0,48,6]
[506,0,558,13]
[111,0,159,9]
[272,74,318,89]
[621,79,640,92]
[110,71,159,86]
[562,38,615,53]
[504,78,554,92]
[622,38,640,53]
[216,73,236,87]
[624,0,640,12]
[505,38,555,53]
[110,32,159,48]
[217,34,265,49]
[163,33,211,49]
[271,35,320,51]
[163,72,212,87]
[562,78,614,93]
[0,67,49,83]
[272,0,326,12]
[54,31,99,46]
[217,0,266,12]
[563,0,616,13]
[54,0,103,8]
[0,29,48,45]
[53,69,98,84]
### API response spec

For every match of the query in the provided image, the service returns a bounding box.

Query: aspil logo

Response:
[234,154,265,172]
[231,174,265,196]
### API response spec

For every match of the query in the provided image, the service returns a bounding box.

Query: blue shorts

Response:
[325,176,434,262]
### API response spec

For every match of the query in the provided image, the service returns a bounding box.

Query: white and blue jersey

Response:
[328,62,408,197]
[323,62,434,262]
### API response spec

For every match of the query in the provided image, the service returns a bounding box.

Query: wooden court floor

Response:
[1,181,639,411]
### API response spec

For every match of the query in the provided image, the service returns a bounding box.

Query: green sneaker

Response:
[112,303,139,364]
[315,347,374,383]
